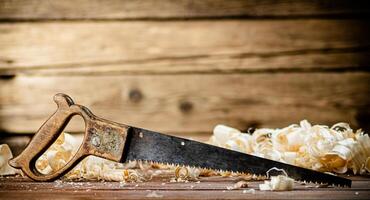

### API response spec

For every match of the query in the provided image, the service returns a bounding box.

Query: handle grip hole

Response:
[35,115,84,175]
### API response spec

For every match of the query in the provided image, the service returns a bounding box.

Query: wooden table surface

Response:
[0,175,369,200]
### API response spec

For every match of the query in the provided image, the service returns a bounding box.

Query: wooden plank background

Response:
[0,0,370,139]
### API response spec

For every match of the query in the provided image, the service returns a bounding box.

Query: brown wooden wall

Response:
[0,0,370,140]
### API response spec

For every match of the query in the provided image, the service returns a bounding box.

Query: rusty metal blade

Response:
[121,127,351,187]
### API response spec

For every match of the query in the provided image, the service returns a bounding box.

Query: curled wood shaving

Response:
[259,175,294,191]
[259,168,294,191]
[172,166,200,182]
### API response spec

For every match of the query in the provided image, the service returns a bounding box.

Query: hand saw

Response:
[9,93,351,187]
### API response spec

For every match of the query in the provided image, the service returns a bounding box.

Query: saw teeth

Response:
[126,159,349,187]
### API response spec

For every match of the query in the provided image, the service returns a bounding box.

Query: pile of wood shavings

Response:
[209,120,370,174]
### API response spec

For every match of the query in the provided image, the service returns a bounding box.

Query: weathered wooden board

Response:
[0,176,369,200]
[0,0,369,20]
[1,73,369,134]
[1,20,369,75]
[1,51,370,76]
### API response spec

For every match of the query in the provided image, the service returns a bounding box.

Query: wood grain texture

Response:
[1,20,369,75]
[1,51,370,76]
[0,176,369,200]
[1,73,369,134]
[0,0,369,20]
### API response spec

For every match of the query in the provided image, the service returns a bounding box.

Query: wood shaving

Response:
[226,181,248,190]
[0,144,19,176]
[233,180,249,189]
[259,175,294,191]
[174,166,200,181]
[227,180,249,190]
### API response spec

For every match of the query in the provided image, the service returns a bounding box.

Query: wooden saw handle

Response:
[9,93,130,181]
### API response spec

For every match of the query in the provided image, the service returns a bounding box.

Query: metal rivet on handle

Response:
[92,135,101,147]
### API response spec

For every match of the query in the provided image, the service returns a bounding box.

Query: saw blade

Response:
[121,127,351,187]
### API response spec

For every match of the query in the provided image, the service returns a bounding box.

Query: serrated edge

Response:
[127,159,350,187]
